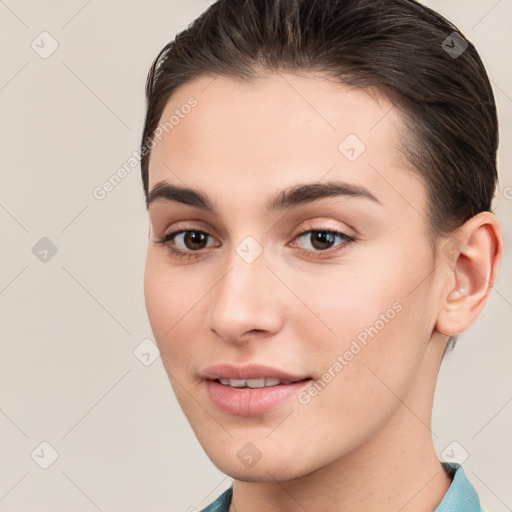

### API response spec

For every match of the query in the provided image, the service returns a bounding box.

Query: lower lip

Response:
[205,379,311,416]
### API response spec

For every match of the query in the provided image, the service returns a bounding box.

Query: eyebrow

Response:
[146,179,381,213]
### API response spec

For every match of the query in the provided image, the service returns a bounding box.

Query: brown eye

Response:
[309,231,337,250]
[295,229,353,252]
[290,228,356,260]
[182,231,209,250]
[157,229,218,258]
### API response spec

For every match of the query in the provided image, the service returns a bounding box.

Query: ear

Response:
[435,212,503,337]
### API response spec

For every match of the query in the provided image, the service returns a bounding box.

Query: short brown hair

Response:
[141,0,498,229]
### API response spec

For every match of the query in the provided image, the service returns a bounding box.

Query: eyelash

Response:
[155,226,356,261]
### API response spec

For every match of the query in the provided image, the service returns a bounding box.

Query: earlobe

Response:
[435,212,503,337]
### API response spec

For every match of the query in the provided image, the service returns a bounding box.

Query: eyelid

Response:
[293,219,354,238]
[148,207,232,238]
[150,219,219,243]
[156,227,220,248]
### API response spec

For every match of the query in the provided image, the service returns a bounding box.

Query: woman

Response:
[140,0,503,510]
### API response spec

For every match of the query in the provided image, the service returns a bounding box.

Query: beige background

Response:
[0,1,510,511]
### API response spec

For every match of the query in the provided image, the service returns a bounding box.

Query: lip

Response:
[202,363,312,416]
[202,363,309,382]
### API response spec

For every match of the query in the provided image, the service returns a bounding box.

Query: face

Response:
[144,72,445,481]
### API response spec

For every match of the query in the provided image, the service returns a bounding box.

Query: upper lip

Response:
[202,364,310,382]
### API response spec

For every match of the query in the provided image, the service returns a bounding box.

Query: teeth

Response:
[246,378,265,388]
[228,379,246,388]
[217,377,285,388]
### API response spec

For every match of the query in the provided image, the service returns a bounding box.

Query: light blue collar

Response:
[434,463,483,512]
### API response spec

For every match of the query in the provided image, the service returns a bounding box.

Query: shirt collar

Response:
[434,463,483,512]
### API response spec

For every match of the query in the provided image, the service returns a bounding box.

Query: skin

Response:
[143,72,503,511]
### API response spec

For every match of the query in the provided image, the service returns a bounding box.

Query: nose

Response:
[205,244,284,344]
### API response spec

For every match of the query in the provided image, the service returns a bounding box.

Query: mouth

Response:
[215,377,307,388]
[202,364,312,416]
[202,363,310,383]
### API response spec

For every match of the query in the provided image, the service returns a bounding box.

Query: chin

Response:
[218,463,306,483]
[203,444,320,483]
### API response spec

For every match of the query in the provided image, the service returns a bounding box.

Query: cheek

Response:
[144,255,194,368]
[288,256,411,347]
[144,259,204,420]
[292,245,435,396]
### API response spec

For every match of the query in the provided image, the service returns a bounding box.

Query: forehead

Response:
[148,71,426,219]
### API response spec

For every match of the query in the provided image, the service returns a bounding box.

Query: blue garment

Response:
[434,463,483,512]
[200,486,233,512]
[200,463,483,512]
